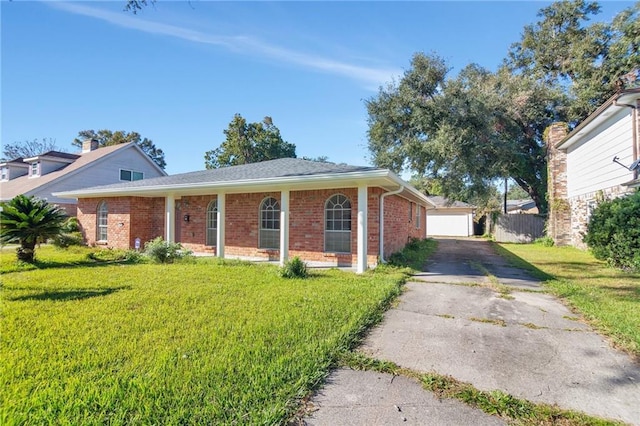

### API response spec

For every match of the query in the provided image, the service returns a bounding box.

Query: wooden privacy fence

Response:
[489,214,546,243]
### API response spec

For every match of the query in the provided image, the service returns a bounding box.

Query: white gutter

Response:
[379,186,404,263]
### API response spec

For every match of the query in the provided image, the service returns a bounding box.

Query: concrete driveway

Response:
[306,238,640,425]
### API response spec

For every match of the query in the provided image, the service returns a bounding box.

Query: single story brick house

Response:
[55,158,435,272]
[547,84,640,247]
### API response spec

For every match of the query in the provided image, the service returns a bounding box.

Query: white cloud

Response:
[49,2,400,88]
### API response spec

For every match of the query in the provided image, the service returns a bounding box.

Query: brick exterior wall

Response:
[77,187,425,268]
[383,195,425,257]
[77,197,164,248]
[55,203,77,217]
[546,123,572,246]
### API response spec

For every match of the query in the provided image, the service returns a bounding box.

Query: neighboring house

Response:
[425,195,474,237]
[506,199,539,214]
[547,87,640,248]
[0,140,167,215]
[54,158,435,273]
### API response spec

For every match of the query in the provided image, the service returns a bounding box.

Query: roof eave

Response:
[54,168,433,206]
[556,88,640,150]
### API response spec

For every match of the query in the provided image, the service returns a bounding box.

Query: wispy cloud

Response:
[49,2,400,89]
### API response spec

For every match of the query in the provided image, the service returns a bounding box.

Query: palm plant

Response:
[0,195,67,263]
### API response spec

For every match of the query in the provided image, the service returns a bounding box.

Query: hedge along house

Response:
[55,158,434,273]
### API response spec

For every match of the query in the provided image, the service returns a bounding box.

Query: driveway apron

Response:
[307,238,640,425]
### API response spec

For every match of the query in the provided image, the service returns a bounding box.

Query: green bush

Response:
[88,248,143,263]
[143,237,192,264]
[51,231,84,248]
[279,256,308,278]
[583,191,640,271]
[533,235,554,247]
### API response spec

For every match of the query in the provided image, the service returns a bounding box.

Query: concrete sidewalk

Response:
[305,238,640,425]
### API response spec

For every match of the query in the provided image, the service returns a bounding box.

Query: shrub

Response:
[143,237,192,264]
[583,192,640,271]
[279,256,308,278]
[88,248,143,263]
[534,236,554,247]
[52,231,84,248]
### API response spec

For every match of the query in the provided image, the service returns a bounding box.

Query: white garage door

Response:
[426,212,470,237]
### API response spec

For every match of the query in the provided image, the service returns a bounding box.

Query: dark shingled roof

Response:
[81,158,379,191]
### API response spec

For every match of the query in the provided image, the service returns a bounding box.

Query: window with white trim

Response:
[120,169,144,181]
[0,167,8,181]
[206,200,218,246]
[416,205,422,229]
[30,162,40,177]
[97,201,108,242]
[325,194,352,253]
[259,197,280,249]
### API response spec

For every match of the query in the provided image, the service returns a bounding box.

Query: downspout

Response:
[614,99,638,180]
[379,187,404,263]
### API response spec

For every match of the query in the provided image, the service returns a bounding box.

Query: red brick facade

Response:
[77,187,425,268]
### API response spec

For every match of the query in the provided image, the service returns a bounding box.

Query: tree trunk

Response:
[17,241,36,263]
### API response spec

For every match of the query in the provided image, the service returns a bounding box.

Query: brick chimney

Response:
[82,139,99,153]
[546,123,571,246]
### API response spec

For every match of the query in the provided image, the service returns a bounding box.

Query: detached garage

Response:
[425,196,474,237]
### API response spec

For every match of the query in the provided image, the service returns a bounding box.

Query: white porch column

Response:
[216,194,226,258]
[279,190,290,266]
[357,185,368,274]
[165,194,175,242]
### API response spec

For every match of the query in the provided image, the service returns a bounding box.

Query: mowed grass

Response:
[1,246,408,424]
[495,243,640,357]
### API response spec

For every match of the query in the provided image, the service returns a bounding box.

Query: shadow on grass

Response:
[491,243,555,282]
[2,258,141,274]
[8,286,131,302]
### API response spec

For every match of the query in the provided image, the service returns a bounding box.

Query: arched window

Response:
[259,197,280,249]
[97,201,108,242]
[206,200,218,246]
[325,194,351,253]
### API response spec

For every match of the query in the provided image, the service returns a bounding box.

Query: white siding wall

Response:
[33,147,164,205]
[566,109,634,198]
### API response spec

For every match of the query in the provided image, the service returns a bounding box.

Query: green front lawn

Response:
[495,243,640,357]
[1,247,410,424]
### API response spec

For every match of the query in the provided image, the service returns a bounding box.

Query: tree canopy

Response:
[72,130,166,170]
[1,138,62,161]
[366,0,638,214]
[204,114,296,169]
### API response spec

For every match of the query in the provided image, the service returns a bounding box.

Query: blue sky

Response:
[1,1,633,175]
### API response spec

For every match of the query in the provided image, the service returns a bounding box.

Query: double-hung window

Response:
[97,201,108,242]
[259,197,280,249]
[206,200,218,246]
[325,194,352,253]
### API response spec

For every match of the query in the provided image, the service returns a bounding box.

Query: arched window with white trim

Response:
[259,197,280,249]
[325,194,352,253]
[206,200,218,246]
[97,201,108,242]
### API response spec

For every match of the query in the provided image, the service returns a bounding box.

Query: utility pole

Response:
[503,177,508,214]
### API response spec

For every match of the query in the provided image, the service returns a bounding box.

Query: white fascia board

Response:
[557,89,640,151]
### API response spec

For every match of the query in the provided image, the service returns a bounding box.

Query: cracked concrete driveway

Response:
[307,238,640,425]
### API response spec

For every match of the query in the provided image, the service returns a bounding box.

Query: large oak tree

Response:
[204,114,296,169]
[367,1,638,214]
